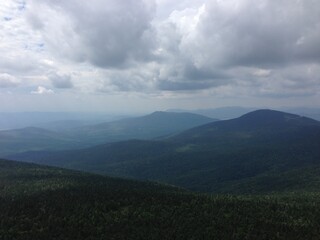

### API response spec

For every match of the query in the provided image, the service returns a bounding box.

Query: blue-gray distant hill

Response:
[0,127,79,156]
[167,106,257,119]
[10,109,320,194]
[0,111,215,156]
[67,111,216,144]
[168,106,320,121]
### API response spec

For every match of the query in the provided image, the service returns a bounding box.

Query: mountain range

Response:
[168,106,320,120]
[10,109,320,194]
[0,111,214,156]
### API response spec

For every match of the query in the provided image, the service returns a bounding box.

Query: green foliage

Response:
[1,159,320,239]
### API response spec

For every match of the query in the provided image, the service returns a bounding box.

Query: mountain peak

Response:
[235,109,319,127]
[240,109,298,120]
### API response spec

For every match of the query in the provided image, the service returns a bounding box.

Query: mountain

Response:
[171,109,320,143]
[0,111,214,156]
[279,107,320,121]
[66,111,216,144]
[0,112,115,130]
[0,127,80,156]
[1,158,320,239]
[168,106,320,121]
[167,106,258,119]
[10,109,320,194]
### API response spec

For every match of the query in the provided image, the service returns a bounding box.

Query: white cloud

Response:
[31,86,54,95]
[0,73,19,88]
[252,69,271,78]
[150,0,320,94]
[190,0,320,68]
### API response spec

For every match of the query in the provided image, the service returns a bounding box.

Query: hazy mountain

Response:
[167,106,320,121]
[11,109,320,194]
[167,106,257,119]
[35,120,102,131]
[67,111,216,144]
[0,112,119,130]
[0,127,80,156]
[2,158,320,239]
[279,107,320,121]
[0,111,214,156]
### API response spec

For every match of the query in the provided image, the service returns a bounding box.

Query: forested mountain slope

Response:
[1,159,320,240]
[9,110,320,193]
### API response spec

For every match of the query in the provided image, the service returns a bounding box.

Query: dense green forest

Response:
[11,110,320,194]
[1,159,320,240]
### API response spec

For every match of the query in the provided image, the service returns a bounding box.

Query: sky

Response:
[0,0,320,113]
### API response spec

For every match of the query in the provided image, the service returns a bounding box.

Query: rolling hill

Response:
[167,106,320,121]
[66,111,216,144]
[0,127,80,156]
[10,109,320,194]
[167,106,257,119]
[1,158,320,239]
[0,111,214,156]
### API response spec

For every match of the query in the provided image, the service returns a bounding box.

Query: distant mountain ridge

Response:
[0,127,79,156]
[236,109,319,126]
[167,106,257,119]
[167,106,320,121]
[70,111,216,143]
[10,109,320,194]
[0,111,215,156]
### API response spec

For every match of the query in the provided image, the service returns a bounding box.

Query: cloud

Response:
[147,0,320,94]
[20,0,320,96]
[175,0,320,69]
[252,69,271,78]
[48,72,73,89]
[26,0,156,68]
[1,0,320,111]
[0,73,19,88]
[31,86,54,95]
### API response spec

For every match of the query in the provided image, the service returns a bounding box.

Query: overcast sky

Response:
[0,0,319,113]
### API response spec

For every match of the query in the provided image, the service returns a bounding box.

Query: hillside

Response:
[1,159,320,239]
[168,106,257,119]
[0,127,80,156]
[168,107,320,121]
[66,111,216,144]
[0,111,214,156]
[10,109,320,194]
